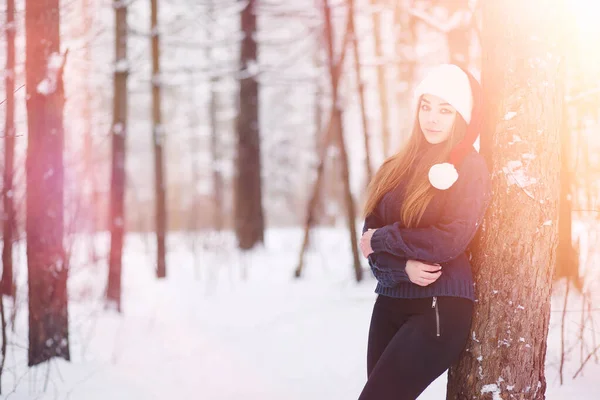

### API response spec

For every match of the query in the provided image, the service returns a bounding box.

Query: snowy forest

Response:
[0,0,599,399]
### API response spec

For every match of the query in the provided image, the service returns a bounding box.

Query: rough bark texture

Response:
[1,0,16,297]
[106,0,128,311]
[235,0,265,250]
[151,0,167,278]
[25,0,70,366]
[446,1,563,399]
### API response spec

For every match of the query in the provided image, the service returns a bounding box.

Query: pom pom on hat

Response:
[428,163,459,190]
[414,64,483,190]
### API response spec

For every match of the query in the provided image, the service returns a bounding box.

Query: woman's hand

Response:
[405,260,443,286]
[360,229,377,258]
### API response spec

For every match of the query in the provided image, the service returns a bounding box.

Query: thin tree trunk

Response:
[446,1,563,398]
[81,0,99,265]
[348,0,373,184]
[151,0,167,278]
[326,4,361,282]
[106,0,129,311]
[1,0,16,298]
[296,0,362,281]
[187,70,201,279]
[312,39,325,227]
[554,98,579,286]
[294,5,353,278]
[235,0,264,250]
[392,0,416,146]
[370,2,391,157]
[25,0,70,366]
[206,0,224,231]
[446,0,471,69]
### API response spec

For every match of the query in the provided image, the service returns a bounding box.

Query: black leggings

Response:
[358,295,473,400]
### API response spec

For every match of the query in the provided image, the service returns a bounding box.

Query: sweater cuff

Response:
[370,227,388,253]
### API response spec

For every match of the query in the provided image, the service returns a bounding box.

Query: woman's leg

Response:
[359,297,473,400]
[366,295,410,376]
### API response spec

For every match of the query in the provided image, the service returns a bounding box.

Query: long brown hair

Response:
[362,100,468,228]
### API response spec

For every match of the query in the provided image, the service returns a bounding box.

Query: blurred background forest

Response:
[0,0,600,398]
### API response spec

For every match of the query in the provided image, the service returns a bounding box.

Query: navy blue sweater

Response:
[363,149,491,301]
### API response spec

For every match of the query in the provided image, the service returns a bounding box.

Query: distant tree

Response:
[106,0,129,311]
[1,0,16,298]
[25,0,70,365]
[151,0,167,278]
[235,0,265,249]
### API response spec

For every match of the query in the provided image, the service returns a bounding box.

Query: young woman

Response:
[356,64,492,400]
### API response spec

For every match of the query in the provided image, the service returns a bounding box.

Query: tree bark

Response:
[1,0,16,297]
[151,0,167,278]
[446,1,563,399]
[235,0,265,250]
[106,0,129,311]
[25,0,70,366]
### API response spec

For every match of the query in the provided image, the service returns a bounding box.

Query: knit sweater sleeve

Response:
[363,205,410,283]
[370,153,491,264]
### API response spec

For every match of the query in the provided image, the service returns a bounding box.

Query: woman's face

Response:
[418,94,457,144]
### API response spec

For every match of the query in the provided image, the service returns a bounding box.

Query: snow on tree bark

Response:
[446,1,564,399]
[25,0,70,366]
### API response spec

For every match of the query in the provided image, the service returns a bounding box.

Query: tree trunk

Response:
[25,0,70,366]
[392,0,417,146]
[554,98,579,287]
[151,0,167,278]
[81,0,99,264]
[207,0,224,231]
[322,0,362,281]
[294,2,353,278]
[446,1,563,398]
[1,0,16,298]
[235,0,264,250]
[106,0,129,311]
[370,2,391,157]
[348,0,373,185]
[446,0,471,69]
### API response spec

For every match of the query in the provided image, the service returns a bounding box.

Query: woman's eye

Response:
[421,104,430,111]
[440,109,452,114]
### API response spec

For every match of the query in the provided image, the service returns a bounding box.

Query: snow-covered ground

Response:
[1,225,599,399]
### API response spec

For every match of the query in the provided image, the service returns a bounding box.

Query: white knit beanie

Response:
[412,64,481,190]
[414,64,473,124]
